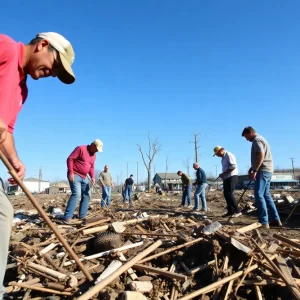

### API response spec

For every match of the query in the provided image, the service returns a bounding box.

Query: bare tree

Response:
[182,158,191,175]
[137,134,161,192]
[164,154,169,189]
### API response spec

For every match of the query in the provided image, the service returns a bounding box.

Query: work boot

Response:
[261,223,270,229]
[222,212,231,218]
[63,218,81,225]
[178,204,184,208]
[232,212,242,218]
[270,220,283,227]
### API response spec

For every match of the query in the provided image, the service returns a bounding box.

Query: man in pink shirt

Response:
[0,32,75,298]
[64,140,103,224]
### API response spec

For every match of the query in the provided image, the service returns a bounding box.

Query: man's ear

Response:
[36,39,50,52]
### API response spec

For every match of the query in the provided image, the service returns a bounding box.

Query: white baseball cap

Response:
[93,139,103,152]
[37,32,75,84]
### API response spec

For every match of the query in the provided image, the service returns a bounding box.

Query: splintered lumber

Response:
[177,254,277,300]
[8,282,72,296]
[236,222,262,234]
[277,255,300,299]
[273,233,300,250]
[276,249,300,257]
[133,264,187,281]
[121,232,179,237]
[254,286,263,300]
[0,151,93,282]
[136,224,148,234]
[139,237,203,264]
[27,262,67,281]
[38,243,58,256]
[224,280,234,300]
[77,240,162,300]
[83,215,161,235]
[189,260,215,275]
[251,238,300,300]
[64,241,143,266]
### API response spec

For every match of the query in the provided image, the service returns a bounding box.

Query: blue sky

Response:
[0,0,300,183]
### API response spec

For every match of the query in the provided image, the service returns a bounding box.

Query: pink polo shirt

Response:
[67,145,96,179]
[0,34,28,133]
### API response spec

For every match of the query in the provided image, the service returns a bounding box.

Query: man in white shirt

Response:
[213,146,241,218]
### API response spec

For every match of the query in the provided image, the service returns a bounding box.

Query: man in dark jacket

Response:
[177,170,192,208]
[192,163,208,211]
[123,174,134,207]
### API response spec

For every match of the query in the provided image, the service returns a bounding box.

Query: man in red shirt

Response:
[64,140,103,223]
[0,32,75,297]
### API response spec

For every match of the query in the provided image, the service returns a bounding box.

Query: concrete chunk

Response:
[122,291,147,300]
[130,281,153,293]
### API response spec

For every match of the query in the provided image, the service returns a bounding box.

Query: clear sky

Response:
[0,0,300,183]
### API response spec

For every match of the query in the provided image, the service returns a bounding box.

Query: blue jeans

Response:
[101,185,111,207]
[64,174,90,220]
[194,183,208,210]
[254,171,280,225]
[0,179,13,298]
[123,185,133,204]
[181,184,192,206]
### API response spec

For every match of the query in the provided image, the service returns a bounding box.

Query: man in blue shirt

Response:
[192,162,208,211]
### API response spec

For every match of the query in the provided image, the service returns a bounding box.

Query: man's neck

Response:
[23,44,32,71]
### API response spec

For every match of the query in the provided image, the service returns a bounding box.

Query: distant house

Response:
[7,177,50,195]
[153,173,182,191]
[45,182,71,194]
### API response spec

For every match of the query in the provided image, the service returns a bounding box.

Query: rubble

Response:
[4,191,300,299]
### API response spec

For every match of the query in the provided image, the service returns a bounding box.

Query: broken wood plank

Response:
[236,222,262,234]
[276,255,300,299]
[121,232,179,237]
[252,238,300,300]
[27,262,67,281]
[273,233,300,251]
[83,215,162,235]
[8,282,72,296]
[254,285,263,300]
[133,264,187,281]
[136,224,148,234]
[189,260,215,275]
[64,241,143,266]
[177,254,277,300]
[139,237,203,264]
[77,240,162,300]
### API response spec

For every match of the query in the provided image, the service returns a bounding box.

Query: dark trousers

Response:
[223,175,239,214]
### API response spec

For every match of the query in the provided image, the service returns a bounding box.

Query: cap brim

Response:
[97,147,103,152]
[58,53,75,84]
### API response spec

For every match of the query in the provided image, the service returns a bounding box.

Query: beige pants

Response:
[0,183,13,298]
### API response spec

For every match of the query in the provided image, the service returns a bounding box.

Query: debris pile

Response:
[5,197,300,300]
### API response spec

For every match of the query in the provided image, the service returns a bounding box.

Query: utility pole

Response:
[137,161,139,187]
[290,158,295,179]
[190,133,200,163]
[38,167,43,193]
